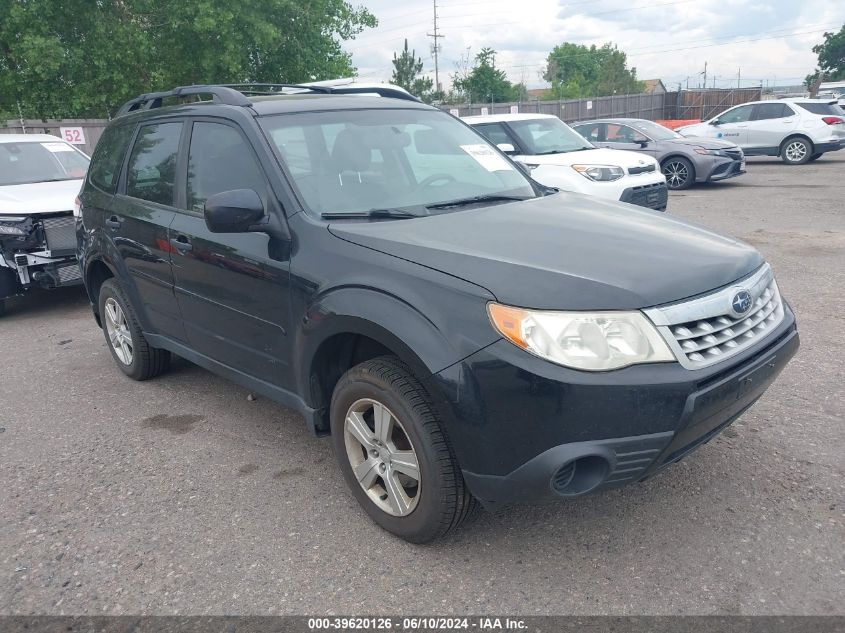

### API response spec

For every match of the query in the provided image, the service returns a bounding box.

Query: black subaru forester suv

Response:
[77,84,799,543]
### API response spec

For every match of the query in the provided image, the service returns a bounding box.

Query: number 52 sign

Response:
[60,126,86,145]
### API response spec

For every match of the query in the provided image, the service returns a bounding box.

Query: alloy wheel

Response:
[663,161,689,189]
[785,141,807,163]
[104,297,133,365]
[343,398,421,517]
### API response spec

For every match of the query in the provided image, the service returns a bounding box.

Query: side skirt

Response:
[144,332,324,436]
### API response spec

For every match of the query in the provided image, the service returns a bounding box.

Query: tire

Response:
[98,278,170,380]
[661,156,695,190]
[809,153,823,162]
[330,355,476,543]
[780,137,812,165]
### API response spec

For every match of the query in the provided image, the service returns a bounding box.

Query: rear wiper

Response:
[426,194,531,210]
[321,208,425,220]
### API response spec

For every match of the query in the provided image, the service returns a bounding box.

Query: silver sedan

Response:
[572,118,746,190]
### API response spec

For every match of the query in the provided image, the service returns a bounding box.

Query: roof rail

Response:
[116,81,421,117]
[116,85,252,117]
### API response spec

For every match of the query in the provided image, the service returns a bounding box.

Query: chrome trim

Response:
[643,264,785,370]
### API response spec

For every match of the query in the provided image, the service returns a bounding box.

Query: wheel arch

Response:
[779,134,814,155]
[83,257,117,326]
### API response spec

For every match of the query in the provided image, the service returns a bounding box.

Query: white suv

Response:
[677,99,845,165]
[464,114,668,211]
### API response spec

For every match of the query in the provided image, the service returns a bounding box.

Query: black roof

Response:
[116,84,428,118]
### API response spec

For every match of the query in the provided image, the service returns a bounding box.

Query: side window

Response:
[609,125,646,143]
[718,105,753,124]
[186,122,267,212]
[574,123,603,141]
[474,123,516,147]
[751,103,791,121]
[89,124,134,193]
[125,122,182,205]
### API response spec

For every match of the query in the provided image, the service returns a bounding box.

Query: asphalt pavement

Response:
[1,152,843,615]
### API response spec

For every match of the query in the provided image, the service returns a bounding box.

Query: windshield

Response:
[0,140,90,186]
[258,109,535,216]
[507,118,593,154]
[626,120,682,141]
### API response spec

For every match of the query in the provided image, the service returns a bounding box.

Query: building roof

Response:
[643,79,666,93]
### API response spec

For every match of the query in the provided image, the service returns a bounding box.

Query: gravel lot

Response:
[1,152,843,616]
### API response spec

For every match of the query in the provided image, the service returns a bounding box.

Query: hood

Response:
[664,136,738,150]
[676,123,710,138]
[523,147,658,168]
[329,193,763,310]
[0,179,82,215]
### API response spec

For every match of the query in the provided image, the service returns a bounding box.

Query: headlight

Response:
[572,164,624,182]
[694,148,724,156]
[487,303,674,371]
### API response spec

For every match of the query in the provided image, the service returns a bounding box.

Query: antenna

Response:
[427,0,445,93]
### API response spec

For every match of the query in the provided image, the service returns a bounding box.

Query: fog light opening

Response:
[552,455,610,496]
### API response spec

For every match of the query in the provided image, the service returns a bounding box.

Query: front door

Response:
[602,124,659,158]
[170,120,292,386]
[708,104,754,147]
[112,121,185,340]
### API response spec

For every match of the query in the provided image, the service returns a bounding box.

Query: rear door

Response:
[709,104,753,147]
[746,103,796,152]
[169,119,293,385]
[111,121,185,340]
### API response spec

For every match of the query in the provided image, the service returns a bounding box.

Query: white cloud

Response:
[344,0,844,90]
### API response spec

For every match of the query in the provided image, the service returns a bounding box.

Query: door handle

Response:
[170,236,193,253]
[105,216,123,229]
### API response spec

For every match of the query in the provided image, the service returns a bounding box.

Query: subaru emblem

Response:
[730,289,752,317]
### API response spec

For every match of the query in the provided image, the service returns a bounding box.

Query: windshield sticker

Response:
[41,142,75,153]
[460,144,513,172]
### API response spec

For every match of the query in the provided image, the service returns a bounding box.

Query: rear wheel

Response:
[98,279,170,380]
[808,153,823,162]
[781,137,812,165]
[661,157,695,190]
[330,356,476,543]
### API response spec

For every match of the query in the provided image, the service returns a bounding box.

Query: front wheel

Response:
[98,279,170,380]
[661,157,695,190]
[330,356,476,543]
[781,137,812,165]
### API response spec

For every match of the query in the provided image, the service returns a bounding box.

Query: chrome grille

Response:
[41,214,76,252]
[644,264,785,369]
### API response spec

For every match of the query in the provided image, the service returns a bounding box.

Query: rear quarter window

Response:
[88,124,134,193]
[798,102,844,116]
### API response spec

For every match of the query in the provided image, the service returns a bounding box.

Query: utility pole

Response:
[702,61,707,89]
[427,0,445,93]
[737,68,741,89]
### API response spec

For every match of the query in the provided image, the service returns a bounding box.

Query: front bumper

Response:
[707,157,746,182]
[619,181,668,211]
[433,305,798,504]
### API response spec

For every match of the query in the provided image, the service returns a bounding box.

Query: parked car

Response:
[78,84,799,543]
[572,118,745,190]
[0,134,89,315]
[677,99,845,165]
[464,113,669,211]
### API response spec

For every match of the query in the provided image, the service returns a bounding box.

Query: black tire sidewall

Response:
[98,280,144,379]
[330,363,454,543]
[662,157,694,190]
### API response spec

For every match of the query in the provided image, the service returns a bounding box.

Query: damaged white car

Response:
[0,134,89,315]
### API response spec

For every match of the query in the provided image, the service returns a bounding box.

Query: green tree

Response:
[391,39,434,101]
[543,42,644,99]
[806,24,845,88]
[452,48,518,103]
[0,0,377,120]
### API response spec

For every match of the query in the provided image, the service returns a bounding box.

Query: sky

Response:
[344,0,845,91]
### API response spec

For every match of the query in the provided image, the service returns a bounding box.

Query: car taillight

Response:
[73,195,82,218]
[822,116,843,125]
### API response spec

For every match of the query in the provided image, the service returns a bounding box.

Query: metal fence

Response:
[439,88,763,123]
[1,119,106,156]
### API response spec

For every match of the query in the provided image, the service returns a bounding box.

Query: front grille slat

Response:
[644,264,785,370]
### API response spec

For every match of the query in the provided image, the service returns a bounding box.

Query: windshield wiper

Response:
[426,194,531,210]
[321,208,425,220]
[535,147,591,155]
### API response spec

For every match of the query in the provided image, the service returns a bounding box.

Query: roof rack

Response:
[116,82,420,116]
[116,85,251,116]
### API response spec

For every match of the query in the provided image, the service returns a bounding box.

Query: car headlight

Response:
[694,148,725,156]
[572,164,625,182]
[487,303,674,371]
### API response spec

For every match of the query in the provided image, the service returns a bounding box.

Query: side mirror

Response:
[497,143,517,155]
[204,189,266,233]
[636,139,649,147]
[709,119,721,126]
